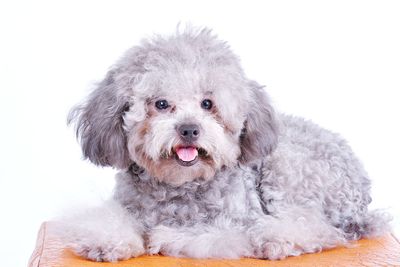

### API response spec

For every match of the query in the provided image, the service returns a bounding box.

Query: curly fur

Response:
[59,27,390,262]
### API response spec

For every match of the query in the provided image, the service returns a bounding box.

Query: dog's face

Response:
[69,29,278,186]
[125,62,251,185]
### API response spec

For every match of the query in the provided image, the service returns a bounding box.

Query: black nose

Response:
[178,124,200,142]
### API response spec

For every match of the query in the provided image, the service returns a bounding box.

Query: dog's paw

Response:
[72,241,145,262]
[262,241,302,260]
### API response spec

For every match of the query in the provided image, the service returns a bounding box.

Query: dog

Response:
[61,28,389,262]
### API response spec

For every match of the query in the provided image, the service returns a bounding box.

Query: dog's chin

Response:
[137,149,216,186]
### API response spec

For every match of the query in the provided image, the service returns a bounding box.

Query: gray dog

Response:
[62,28,389,262]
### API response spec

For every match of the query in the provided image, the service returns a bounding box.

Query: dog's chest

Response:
[114,168,263,228]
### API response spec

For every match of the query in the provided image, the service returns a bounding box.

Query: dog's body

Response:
[62,28,388,262]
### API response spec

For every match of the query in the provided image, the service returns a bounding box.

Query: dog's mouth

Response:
[173,146,208,167]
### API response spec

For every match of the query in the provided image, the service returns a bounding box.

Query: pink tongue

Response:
[176,147,198,162]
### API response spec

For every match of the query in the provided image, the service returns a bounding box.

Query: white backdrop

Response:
[0,1,399,266]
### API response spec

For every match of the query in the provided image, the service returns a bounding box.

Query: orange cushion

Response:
[29,222,400,267]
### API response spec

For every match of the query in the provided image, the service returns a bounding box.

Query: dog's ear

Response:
[240,81,278,164]
[68,69,131,169]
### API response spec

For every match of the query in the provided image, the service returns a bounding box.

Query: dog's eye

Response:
[201,99,213,110]
[155,100,169,110]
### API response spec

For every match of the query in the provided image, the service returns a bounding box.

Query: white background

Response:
[1,1,399,266]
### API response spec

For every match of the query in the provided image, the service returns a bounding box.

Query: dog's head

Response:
[69,28,278,185]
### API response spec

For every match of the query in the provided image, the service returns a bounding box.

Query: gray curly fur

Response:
[59,27,390,262]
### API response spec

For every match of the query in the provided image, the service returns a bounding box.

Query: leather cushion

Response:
[29,222,400,267]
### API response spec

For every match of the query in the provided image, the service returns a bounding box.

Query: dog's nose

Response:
[178,124,200,142]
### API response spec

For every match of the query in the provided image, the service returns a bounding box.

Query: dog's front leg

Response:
[147,219,254,259]
[249,205,347,260]
[55,199,145,262]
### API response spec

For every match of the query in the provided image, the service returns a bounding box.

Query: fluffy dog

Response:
[62,28,389,262]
